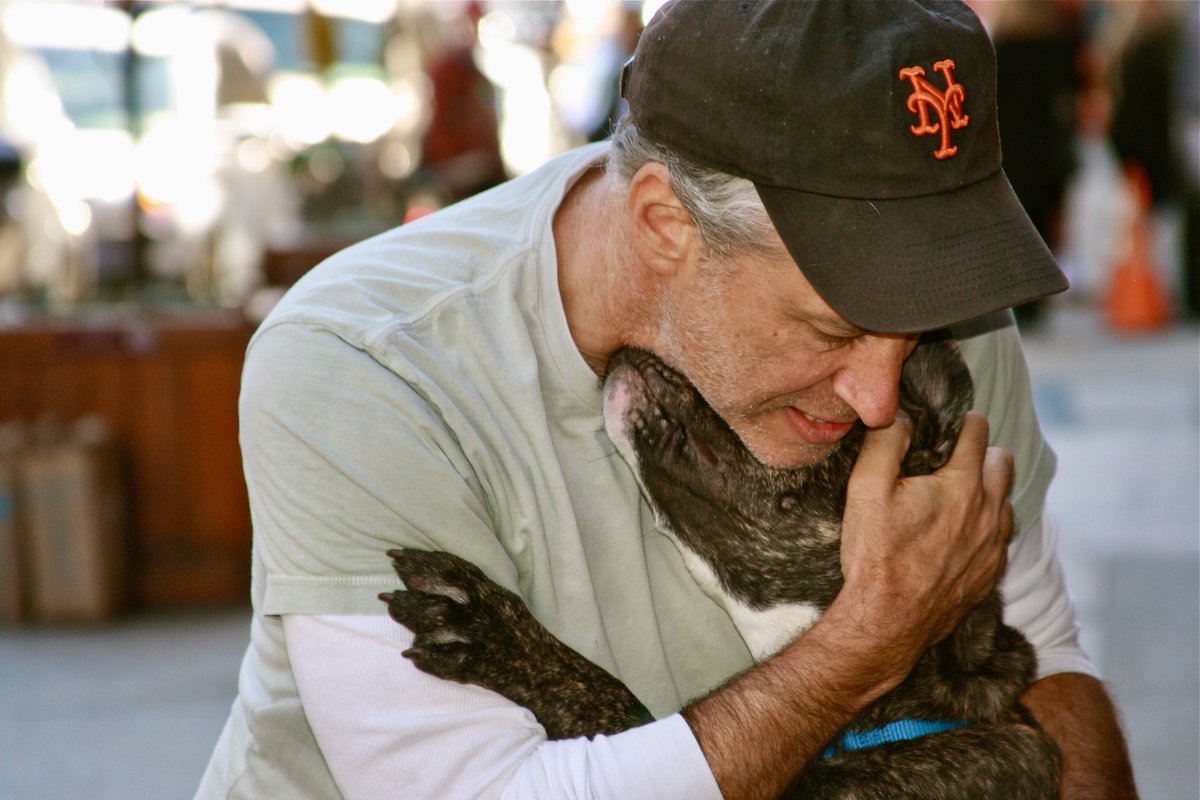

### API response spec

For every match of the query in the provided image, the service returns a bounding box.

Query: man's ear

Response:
[627,163,700,276]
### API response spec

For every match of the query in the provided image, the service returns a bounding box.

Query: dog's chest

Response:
[669,530,823,660]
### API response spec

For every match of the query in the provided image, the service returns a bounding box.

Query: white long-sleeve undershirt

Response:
[283,510,1093,800]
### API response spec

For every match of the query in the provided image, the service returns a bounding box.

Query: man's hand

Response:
[682,411,1017,800]
[836,409,1014,675]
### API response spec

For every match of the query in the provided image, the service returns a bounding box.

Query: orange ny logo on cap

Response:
[899,60,969,160]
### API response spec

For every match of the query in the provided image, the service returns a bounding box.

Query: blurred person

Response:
[584,5,642,143]
[1174,0,1198,319]
[989,0,1086,329]
[1109,1,1185,209]
[418,1,506,203]
[1109,0,1194,315]
[196,2,1137,799]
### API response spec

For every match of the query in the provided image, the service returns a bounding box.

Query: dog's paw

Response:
[380,548,654,740]
[380,548,537,686]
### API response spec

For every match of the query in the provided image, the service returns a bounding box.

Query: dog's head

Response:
[601,337,973,607]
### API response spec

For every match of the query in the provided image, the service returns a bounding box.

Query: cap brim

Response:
[755,169,1068,333]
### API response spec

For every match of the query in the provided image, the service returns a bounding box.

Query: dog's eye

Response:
[688,432,720,467]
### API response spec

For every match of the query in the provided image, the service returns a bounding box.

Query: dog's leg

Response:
[381,548,652,740]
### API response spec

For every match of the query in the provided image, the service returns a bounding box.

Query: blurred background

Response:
[0,0,1195,798]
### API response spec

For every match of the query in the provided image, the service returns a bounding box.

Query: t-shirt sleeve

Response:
[953,312,1097,678]
[241,321,519,615]
[953,311,1056,537]
[1000,511,1098,680]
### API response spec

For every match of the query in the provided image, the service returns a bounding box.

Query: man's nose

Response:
[830,335,916,429]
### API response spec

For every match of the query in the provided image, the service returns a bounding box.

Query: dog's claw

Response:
[380,549,515,685]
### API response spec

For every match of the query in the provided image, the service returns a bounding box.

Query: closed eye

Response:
[813,329,863,351]
[803,315,867,347]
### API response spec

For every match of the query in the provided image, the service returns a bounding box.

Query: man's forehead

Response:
[771,251,870,337]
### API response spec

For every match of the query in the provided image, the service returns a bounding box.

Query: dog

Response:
[382,335,1062,799]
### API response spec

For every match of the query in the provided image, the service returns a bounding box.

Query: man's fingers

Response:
[982,444,1016,502]
[850,410,914,490]
[998,500,1015,550]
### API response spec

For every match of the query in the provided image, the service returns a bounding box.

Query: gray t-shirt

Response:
[196,143,1058,797]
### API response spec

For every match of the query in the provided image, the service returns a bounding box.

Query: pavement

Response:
[1021,304,1199,800]
[0,302,1196,800]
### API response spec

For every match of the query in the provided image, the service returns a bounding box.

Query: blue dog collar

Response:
[823,719,970,759]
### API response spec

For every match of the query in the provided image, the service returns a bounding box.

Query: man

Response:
[196,2,1137,798]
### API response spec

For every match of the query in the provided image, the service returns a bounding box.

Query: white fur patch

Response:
[676,541,822,661]
[726,600,822,661]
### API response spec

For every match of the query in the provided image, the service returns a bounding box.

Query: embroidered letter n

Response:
[899,60,969,159]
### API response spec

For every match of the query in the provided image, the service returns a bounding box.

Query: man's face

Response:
[654,242,919,468]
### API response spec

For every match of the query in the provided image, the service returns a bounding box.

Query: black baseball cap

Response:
[621,0,1068,333]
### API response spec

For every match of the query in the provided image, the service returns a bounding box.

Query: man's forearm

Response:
[1022,672,1139,800]
[682,601,915,800]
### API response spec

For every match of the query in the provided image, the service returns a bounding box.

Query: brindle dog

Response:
[381,336,1061,799]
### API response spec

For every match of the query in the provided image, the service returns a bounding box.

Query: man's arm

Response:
[999,510,1139,799]
[684,411,1015,800]
[285,614,725,800]
[958,315,1138,798]
[1023,673,1139,800]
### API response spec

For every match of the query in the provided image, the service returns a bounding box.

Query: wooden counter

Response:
[0,309,255,610]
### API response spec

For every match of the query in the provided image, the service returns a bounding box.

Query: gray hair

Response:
[607,117,779,259]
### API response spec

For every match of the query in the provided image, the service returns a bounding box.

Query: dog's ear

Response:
[898,337,974,476]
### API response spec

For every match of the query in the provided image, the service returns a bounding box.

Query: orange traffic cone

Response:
[1104,164,1170,333]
